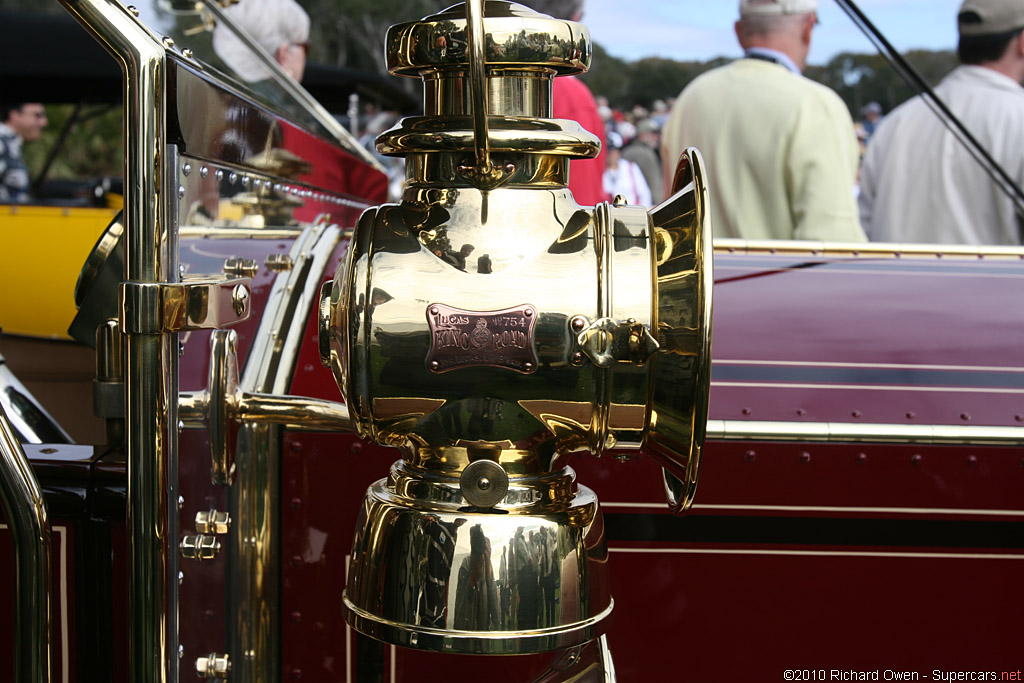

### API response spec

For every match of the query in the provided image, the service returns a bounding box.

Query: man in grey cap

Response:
[859,0,1024,244]
[661,0,865,241]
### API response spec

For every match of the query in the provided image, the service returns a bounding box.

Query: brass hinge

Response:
[119,276,251,334]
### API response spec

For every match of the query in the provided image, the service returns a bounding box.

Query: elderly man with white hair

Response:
[213,0,311,82]
[661,0,865,242]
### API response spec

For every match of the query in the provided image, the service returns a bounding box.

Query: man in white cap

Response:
[212,0,311,82]
[661,0,865,242]
[859,0,1024,245]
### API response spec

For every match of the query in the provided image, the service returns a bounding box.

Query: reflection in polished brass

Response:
[648,149,715,513]
[180,534,222,560]
[56,0,180,680]
[195,653,231,680]
[178,329,354,484]
[195,510,231,534]
[323,1,713,660]
[0,405,52,683]
[119,276,252,334]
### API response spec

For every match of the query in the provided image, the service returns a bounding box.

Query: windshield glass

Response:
[131,0,358,151]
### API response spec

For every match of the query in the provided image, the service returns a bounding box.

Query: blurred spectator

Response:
[859,0,1024,245]
[622,118,664,204]
[604,131,652,206]
[662,0,864,241]
[0,103,48,203]
[213,0,310,82]
[520,0,607,206]
[859,101,884,143]
[651,99,670,129]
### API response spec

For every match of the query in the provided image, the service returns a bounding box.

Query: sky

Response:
[581,0,964,65]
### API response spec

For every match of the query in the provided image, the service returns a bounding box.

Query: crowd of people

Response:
[588,0,1024,248]
[5,0,1024,248]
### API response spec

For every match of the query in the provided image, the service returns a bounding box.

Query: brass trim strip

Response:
[179,390,353,433]
[712,380,1024,395]
[715,358,1024,373]
[609,547,1024,560]
[602,502,1024,518]
[229,224,342,682]
[0,408,53,683]
[236,393,352,432]
[714,237,1024,259]
[707,419,1024,445]
[58,2,178,682]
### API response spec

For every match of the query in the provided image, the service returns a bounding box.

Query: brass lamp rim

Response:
[385,1,591,78]
[376,116,600,158]
[342,594,614,655]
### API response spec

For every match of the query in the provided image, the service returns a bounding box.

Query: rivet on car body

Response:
[911,454,923,465]
[857,453,868,463]
[799,451,811,463]
[967,455,978,466]
[744,450,756,462]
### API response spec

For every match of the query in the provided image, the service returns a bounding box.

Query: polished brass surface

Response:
[195,653,231,680]
[94,319,126,445]
[209,328,240,484]
[180,534,222,561]
[343,464,611,654]
[179,328,354,484]
[466,0,497,182]
[325,2,711,658]
[224,257,259,277]
[0,405,53,683]
[195,510,231,534]
[385,1,590,78]
[57,1,180,681]
[230,223,343,683]
[264,253,294,271]
[377,116,600,157]
[119,276,252,334]
[379,1,599,195]
[707,420,1024,446]
[646,149,714,513]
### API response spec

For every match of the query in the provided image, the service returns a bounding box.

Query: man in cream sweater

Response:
[661,0,865,242]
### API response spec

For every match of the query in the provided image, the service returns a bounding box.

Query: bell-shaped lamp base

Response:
[342,469,612,655]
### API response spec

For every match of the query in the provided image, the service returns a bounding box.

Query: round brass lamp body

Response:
[320,0,712,656]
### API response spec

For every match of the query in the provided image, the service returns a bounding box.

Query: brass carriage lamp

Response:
[319,0,713,654]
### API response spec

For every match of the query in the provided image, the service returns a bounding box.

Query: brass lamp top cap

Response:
[385,1,591,77]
